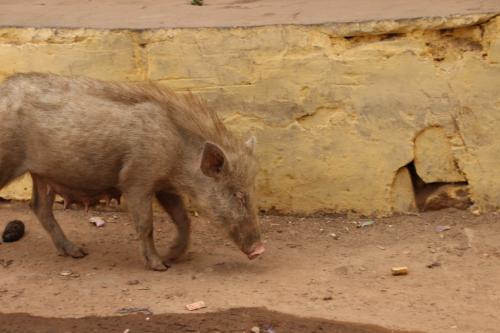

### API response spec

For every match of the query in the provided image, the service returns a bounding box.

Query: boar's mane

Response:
[12,72,241,153]
[90,79,240,151]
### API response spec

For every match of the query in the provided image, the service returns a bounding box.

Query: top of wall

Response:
[1,0,499,31]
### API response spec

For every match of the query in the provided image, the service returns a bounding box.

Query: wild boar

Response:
[0,72,264,271]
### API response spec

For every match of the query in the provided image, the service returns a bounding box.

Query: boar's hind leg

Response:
[156,192,191,264]
[31,176,87,258]
[125,190,168,271]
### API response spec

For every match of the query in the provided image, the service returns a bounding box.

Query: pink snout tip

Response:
[247,243,265,260]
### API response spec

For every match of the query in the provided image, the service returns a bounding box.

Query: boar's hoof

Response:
[58,242,87,258]
[147,257,170,271]
[164,244,188,263]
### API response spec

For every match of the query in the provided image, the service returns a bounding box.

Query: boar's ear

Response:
[201,142,227,178]
[245,136,256,153]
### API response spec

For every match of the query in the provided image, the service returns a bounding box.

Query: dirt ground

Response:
[1,0,499,29]
[1,201,500,333]
[0,307,421,333]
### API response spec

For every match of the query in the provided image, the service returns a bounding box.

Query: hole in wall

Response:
[405,161,472,212]
[0,196,11,203]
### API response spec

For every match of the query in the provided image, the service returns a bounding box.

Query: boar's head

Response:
[196,136,264,260]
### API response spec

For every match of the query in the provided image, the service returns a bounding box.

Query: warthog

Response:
[0,73,264,271]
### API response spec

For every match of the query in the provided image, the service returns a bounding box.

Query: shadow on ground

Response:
[0,307,423,333]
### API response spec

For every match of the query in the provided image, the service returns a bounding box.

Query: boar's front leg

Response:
[155,191,191,264]
[31,175,87,258]
[125,190,168,271]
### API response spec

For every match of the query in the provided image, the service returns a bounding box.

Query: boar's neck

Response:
[166,129,225,204]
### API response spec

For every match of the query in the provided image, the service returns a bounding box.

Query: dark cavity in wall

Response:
[405,161,472,212]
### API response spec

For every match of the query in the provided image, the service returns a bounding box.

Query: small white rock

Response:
[59,270,73,277]
[251,327,260,333]
[328,233,339,240]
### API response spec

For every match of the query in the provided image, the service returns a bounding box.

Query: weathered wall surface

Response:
[0,14,499,216]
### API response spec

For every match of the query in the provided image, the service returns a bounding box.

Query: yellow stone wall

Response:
[1,14,499,215]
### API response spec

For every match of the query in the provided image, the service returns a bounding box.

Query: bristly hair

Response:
[91,79,241,151]
[8,72,245,154]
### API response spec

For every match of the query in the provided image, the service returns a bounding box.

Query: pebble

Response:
[59,270,80,278]
[435,225,451,233]
[127,280,140,286]
[426,262,441,269]
[251,327,260,333]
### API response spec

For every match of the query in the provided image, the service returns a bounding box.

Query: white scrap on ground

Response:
[185,301,206,311]
[89,216,106,227]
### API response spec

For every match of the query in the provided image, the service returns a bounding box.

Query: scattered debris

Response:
[117,307,153,315]
[89,216,106,227]
[2,220,25,242]
[435,225,451,233]
[427,262,441,268]
[463,228,476,251]
[127,280,140,286]
[391,266,409,276]
[328,233,339,240]
[59,270,80,278]
[109,215,119,222]
[251,327,260,333]
[185,301,206,311]
[357,220,375,228]
[471,207,481,216]
[0,259,13,268]
[262,325,276,333]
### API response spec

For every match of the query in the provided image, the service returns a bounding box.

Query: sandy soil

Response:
[0,0,499,29]
[0,201,499,333]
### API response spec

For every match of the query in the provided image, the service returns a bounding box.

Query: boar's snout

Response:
[228,222,264,260]
[245,242,265,260]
